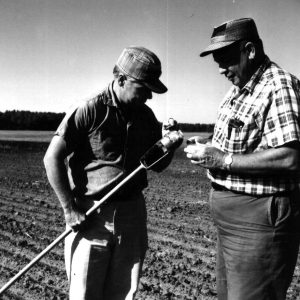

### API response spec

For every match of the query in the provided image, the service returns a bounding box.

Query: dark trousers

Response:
[210,188,300,300]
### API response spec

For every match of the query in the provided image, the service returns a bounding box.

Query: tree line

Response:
[0,110,65,130]
[179,122,214,133]
[0,110,214,132]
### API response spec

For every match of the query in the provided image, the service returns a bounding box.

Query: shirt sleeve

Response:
[263,82,300,147]
[55,100,94,151]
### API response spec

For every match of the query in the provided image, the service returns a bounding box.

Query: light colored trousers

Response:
[210,187,300,300]
[65,193,147,300]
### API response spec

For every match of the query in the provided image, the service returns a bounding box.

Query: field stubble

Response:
[0,139,299,299]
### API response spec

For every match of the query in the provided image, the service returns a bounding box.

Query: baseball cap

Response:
[116,46,167,94]
[200,18,260,57]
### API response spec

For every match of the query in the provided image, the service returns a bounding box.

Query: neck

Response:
[252,54,266,72]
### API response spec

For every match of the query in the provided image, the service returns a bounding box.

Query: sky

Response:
[1,0,300,123]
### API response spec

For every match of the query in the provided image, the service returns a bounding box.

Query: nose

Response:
[218,66,227,75]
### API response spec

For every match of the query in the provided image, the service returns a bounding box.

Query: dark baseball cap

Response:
[116,46,167,94]
[200,18,260,57]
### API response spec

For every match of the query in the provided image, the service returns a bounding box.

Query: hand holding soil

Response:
[184,138,225,170]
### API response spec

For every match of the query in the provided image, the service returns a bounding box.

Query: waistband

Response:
[211,182,300,197]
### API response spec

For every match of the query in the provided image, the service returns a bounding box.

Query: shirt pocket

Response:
[226,114,262,152]
[89,125,126,161]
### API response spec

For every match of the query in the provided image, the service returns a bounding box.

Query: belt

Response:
[211,182,229,191]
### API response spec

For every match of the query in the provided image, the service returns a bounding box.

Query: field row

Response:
[0,142,300,299]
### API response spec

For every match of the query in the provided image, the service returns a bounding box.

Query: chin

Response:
[233,79,242,88]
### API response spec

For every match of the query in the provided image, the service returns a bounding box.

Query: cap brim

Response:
[144,79,168,94]
[200,40,236,57]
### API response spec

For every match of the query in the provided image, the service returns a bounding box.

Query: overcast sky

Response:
[1,0,300,123]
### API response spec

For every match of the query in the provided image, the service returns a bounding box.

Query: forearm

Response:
[185,140,300,176]
[44,156,75,213]
[230,147,300,175]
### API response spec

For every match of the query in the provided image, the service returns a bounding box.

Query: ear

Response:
[117,74,126,87]
[245,42,256,60]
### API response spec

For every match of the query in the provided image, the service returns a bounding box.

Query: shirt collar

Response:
[240,56,271,95]
[104,80,132,121]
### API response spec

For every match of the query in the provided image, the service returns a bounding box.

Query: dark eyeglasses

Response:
[213,40,247,65]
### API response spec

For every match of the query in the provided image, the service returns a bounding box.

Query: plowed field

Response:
[0,140,300,299]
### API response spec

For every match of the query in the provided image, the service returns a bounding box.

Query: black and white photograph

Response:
[1,0,300,299]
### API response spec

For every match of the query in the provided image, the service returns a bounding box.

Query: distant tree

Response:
[0,110,65,130]
[178,122,214,132]
[0,110,214,132]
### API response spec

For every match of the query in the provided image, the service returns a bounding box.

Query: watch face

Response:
[225,154,233,165]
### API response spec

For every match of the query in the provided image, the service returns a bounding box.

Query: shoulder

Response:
[80,87,109,110]
[58,87,109,132]
[142,103,156,115]
[140,104,159,122]
[74,88,110,119]
[264,61,300,90]
[131,104,161,134]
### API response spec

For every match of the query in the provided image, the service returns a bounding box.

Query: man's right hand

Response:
[64,206,86,232]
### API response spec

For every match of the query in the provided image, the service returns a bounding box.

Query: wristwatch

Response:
[223,153,233,170]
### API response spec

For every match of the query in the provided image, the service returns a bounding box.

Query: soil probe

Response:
[0,129,183,296]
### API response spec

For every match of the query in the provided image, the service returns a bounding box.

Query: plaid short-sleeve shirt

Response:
[209,57,300,195]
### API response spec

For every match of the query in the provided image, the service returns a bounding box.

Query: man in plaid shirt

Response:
[185,18,300,300]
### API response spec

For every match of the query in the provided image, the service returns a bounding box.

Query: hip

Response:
[209,187,300,234]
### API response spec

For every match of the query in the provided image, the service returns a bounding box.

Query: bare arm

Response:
[229,145,299,174]
[43,135,85,231]
[184,139,300,175]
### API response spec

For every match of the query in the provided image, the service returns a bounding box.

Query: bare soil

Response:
[0,141,300,299]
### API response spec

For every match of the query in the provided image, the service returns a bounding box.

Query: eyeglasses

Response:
[127,78,144,86]
[213,40,247,65]
[125,76,152,91]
